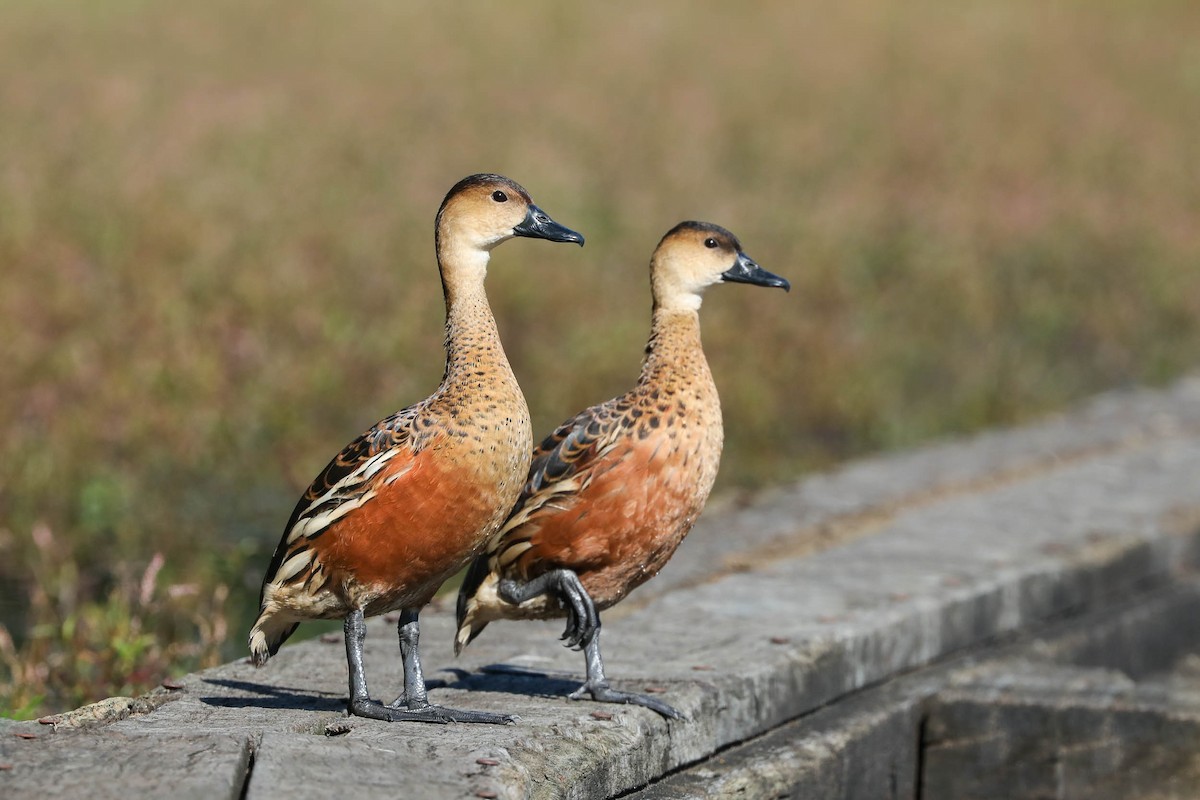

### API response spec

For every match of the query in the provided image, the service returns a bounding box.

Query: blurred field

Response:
[2,0,1199,717]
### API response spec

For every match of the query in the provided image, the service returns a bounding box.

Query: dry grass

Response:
[2,0,1199,716]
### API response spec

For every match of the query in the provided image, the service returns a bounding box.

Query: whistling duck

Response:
[248,174,584,724]
[455,221,788,718]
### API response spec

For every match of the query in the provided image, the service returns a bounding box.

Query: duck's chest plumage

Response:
[432,372,533,541]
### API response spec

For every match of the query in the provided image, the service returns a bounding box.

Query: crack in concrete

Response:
[235,734,258,800]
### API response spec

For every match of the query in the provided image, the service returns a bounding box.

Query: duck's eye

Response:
[704,237,719,249]
[491,190,508,203]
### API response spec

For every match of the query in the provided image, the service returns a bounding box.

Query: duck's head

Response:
[650,221,789,311]
[435,174,584,262]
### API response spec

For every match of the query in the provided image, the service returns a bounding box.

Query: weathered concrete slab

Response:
[923,672,1200,800]
[0,728,250,799]
[919,583,1200,800]
[634,677,926,799]
[639,582,1200,799]
[3,376,1199,799]
[246,729,512,800]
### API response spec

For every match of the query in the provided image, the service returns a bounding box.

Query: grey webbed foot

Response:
[357,697,515,725]
[568,679,684,720]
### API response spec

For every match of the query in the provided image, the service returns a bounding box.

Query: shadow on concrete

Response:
[196,668,596,711]
[430,663,636,703]
[198,677,346,711]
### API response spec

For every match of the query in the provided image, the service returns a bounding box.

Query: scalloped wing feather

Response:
[257,406,422,600]
[486,399,628,564]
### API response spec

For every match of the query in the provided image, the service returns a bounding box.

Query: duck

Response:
[455,221,788,718]
[248,173,584,724]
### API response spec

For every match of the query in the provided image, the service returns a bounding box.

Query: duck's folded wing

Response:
[529,405,623,506]
[258,407,420,593]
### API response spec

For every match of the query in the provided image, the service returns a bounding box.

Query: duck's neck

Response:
[638,306,711,389]
[438,249,513,387]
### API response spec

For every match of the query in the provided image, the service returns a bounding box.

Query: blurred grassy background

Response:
[2,0,1199,717]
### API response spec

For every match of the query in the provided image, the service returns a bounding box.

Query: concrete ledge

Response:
[637,581,1200,799]
[3,376,1200,799]
[920,582,1200,800]
[924,674,1200,800]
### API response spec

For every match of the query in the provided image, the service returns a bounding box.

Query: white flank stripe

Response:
[299,489,377,539]
[276,550,314,583]
[299,448,398,520]
[497,540,533,567]
[360,449,398,480]
[285,521,305,545]
[382,460,415,485]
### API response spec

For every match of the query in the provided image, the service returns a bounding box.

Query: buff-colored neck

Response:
[437,241,510,386]
[638,306,708,387]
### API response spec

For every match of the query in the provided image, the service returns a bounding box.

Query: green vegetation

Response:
[2,0,1198,717]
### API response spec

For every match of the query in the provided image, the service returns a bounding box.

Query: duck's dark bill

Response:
[513,204,585,246]
[721,253,789,290]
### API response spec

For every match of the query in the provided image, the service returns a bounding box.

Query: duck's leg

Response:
[568,629,684,720]
[498,569,600,649]
[343,608,512,724]
[385,608,516,725]
[344,608,442,722]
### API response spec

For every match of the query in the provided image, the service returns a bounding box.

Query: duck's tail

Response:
[454,555,497,655]
[248,605,299,667]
